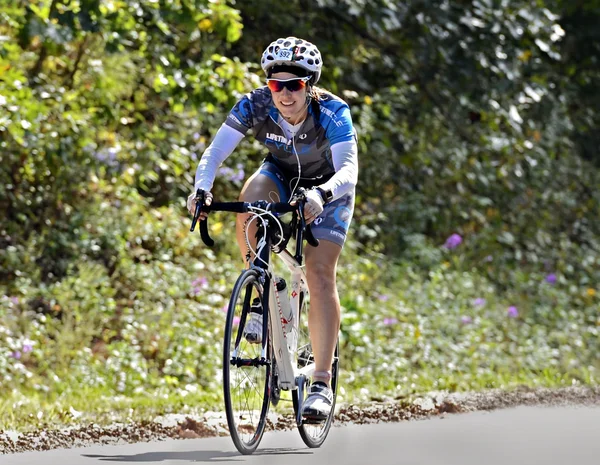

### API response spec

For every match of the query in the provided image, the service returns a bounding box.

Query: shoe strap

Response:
[309,384,333,404]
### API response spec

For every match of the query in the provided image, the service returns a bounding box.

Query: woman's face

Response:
[268,72,309,124]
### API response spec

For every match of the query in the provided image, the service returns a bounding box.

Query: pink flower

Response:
[377,294,390,302]
[460,315,473,325]
[191,277,209,296]
[473,298,486,307]
[383,318,398,325]
[507,306,519,318]
[444,234,463,249]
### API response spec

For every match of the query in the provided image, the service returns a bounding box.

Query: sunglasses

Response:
[266,76,310,93]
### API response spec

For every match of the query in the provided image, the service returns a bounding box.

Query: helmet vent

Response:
[261,37,323,84]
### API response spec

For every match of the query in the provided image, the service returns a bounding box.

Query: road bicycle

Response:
[190,188,339,455]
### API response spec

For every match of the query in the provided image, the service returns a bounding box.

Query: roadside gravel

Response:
[2,386,599,454]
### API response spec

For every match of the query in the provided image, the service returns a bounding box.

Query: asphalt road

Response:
[3,406,600,465]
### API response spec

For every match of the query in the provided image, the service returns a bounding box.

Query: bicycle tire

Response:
[292,291,340,448]
[223,268,270,455]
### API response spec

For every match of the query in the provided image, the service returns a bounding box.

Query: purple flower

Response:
[192,277,208,288]
[11,351,22,360]
[22,344,33,353]
[545,273,557,284]
[231,169,245,183]
[377,294,390,302]
[444,233,463,249]
[94,147,119,166]
[473,298,486,307]
[193,132,200,141]
[485,255,493,262]
[507,306,519,318]
[10,297,19,305]
[191,277,208,295]
[383,318,398,325]
[460,315,473,325]
[218,165,245,184]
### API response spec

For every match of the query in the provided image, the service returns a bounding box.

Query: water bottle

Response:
[274,277,293,334]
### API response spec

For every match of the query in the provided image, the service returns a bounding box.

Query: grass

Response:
[1,212,598,432]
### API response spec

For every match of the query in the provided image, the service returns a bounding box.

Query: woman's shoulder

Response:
[243,85,273,103]
[315,88,350,111]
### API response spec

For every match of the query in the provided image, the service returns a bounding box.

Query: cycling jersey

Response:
[194,86,358,204]
[224,86,357,180]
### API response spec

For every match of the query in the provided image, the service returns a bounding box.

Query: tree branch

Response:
[65,35,90,90]
[27,0,59,82]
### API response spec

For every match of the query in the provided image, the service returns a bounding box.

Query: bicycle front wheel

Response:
[223,268,270,455]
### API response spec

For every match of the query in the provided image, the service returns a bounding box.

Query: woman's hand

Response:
[303,188,324,224]
[187,190,213,220]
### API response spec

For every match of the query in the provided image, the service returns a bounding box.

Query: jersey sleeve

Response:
[224,94,255,134]
[325,104,357,146]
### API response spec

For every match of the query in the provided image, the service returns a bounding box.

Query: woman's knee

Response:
[239,174,280,202]
[306,260,337,295]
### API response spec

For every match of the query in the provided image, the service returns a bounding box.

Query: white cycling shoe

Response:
[302,382,333,421]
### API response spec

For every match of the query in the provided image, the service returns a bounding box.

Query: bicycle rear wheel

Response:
[292,290,339,448]
[223,269,270,455]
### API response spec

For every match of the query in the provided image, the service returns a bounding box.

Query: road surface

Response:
[3,406,599,464]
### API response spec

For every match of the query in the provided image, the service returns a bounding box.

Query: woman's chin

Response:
[279,105,298,117]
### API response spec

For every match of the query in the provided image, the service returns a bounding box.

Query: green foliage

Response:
[1,0,599,430]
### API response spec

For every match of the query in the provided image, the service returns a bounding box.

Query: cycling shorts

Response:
[255,160,354,247]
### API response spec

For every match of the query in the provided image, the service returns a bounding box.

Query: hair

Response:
[309,85,328,102]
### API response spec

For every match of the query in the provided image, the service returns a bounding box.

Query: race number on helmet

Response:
[261,37,323,84]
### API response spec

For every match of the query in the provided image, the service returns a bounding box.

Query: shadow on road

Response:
[82,448,313,462]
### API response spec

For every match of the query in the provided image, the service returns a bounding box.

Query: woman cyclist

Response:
[187,36,358,421]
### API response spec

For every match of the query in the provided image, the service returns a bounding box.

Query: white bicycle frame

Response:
[242,204,322,425]
[264,247,314,392]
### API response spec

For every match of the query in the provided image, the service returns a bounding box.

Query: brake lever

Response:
[189,189,215,246]
[294,189,319,248]
[189,190,205,232]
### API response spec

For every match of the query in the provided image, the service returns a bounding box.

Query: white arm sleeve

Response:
[194,124,245,192]
[317,140,359,201]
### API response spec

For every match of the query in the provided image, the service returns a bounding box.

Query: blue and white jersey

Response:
[224,86,357,179]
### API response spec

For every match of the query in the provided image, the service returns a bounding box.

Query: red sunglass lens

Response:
[267,79,306,92]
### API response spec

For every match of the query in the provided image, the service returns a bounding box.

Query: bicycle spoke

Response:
[223,269,270,455]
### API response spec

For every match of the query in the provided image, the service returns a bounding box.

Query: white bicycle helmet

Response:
[261,37,323,84]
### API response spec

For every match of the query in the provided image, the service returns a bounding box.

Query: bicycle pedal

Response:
[302,417,326,425]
